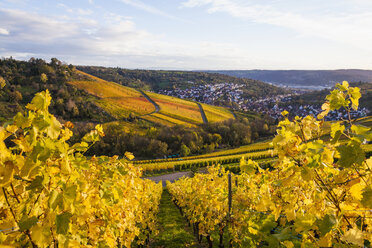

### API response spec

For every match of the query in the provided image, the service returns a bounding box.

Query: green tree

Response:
[40,73,48,83]
[212,133,222,145]
[146,127,158,139]
[0,76,5,89]
[263,123,269,131]
[9,90,23,102]
[180,143,191,157]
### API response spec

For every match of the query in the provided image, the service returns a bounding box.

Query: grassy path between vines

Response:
[150,189,202,248]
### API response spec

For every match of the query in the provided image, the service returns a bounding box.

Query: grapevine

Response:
[167,82,372,247]
[0,90,162,247]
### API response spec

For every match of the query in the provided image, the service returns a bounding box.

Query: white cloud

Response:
[181,0,372,52]
[1,3,371,70]
[119,0,183,21]
[0,8,152,56]
[77,9,93,15]
[0,7,261,69]
[0,28,9,35]
[0,9,80,42]
[120,0,165,15]
[181,0,213,8]
[351,0,372,7]
[0,8,243,59]
[57,3,93,15]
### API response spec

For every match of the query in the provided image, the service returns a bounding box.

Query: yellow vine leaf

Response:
[125,151,135,160]
[341,228,364,247]
[318,233,332,247]
[350,182,364,201]
[282,240,294,248]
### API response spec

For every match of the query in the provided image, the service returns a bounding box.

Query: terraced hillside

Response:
[201,103,235,122]
[70,71,236,126]
[69,71,155,119]
[142,92,204,127]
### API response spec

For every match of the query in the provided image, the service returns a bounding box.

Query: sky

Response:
[1,0,372,70]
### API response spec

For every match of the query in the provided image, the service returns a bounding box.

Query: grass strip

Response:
[150,190,201,248]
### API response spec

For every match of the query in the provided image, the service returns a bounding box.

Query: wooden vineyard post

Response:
[227,172,233,248]
[228,172,232,216]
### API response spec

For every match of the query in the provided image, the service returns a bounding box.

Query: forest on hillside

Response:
[0,57,113,123]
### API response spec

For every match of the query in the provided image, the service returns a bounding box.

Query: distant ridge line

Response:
[198,69,372,88]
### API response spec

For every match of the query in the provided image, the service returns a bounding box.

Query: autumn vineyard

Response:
[1,82,372,247]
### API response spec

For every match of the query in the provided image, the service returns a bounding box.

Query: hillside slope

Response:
[70,71,236,126]
[69,71,155,119]
[0,58,240,127]
[77,66,289,99]
[201,103,235,122]
[0,58,113,124]
[142,92,203,127]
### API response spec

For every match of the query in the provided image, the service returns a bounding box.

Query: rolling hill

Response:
[0,58,113,124]
[69,71,155,119]
[143,92,203,127]
[0,58,240,127]
[69,70,236,127]
[201,103,235,123]
[77,66,289,98]
[207,69,372,89]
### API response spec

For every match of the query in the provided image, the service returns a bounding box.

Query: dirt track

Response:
[139,90,160,115]
[196,102,208,124]
[145,171,192,187]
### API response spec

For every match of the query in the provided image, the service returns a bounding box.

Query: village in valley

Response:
[156,82,370,121]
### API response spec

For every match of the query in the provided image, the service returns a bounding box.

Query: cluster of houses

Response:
[246,96,370,121]
[157,83,244,105]
[156,82,370,121]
